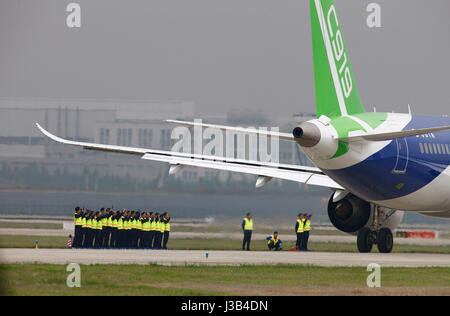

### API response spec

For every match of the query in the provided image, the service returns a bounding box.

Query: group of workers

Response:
[73,207,311,252]
[72,207,171,249]
[295,213,312,251]
[242,212,312,251]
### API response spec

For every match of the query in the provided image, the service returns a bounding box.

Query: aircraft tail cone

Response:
[293,122,321,147]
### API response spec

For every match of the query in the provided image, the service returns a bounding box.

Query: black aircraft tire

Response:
[377,227,394,253]
[357,227,373,253]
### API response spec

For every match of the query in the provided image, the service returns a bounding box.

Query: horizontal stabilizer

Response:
[166,120,295,141]
[338,125,450,142]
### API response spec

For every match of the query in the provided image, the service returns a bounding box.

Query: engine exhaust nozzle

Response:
[292,122,321,147]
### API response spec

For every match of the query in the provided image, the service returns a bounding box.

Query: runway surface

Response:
[1,248,450,267]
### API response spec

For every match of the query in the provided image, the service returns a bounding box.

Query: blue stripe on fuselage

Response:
[324,115,450,201]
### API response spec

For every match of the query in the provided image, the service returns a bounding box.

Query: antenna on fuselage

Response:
[408,104,412,116]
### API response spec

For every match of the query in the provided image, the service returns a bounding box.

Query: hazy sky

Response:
[1,0,450,117]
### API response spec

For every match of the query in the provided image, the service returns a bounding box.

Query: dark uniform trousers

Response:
[149,231,155,248]
[85,228,94,248]
[94,229,103,248]
[268,241,281,251]
[103,227,111,248]
[301,231,310,250]
[80,226,86,247]
[141,231,149,248]
[110,228,117,248]
[118,230,126,248]
[137,229,143,249]
[154,232,163,249]
[155,232,162,249]
[242,230,252,250]
[296,233,303,249]
[163,231,170,249]
[74,225,82,247]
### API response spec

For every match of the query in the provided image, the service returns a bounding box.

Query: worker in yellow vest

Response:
[295,213,304,251]
[154,213,163,249]
[73,206,83,248]
[301,214,312,251]
[141,212,151,249]
[100,208,108,248]
[162,212,171,249]
[85,210,94,248]
[110,210,119,248]
[266,232,283,251]
[104,208,113,248]
[135,212,143,249]
[129,211,137,249]
[94,211,103,248]
[80,209,87,248]
[148,212,156,249]
[125,211,133,249]
[91,212,98,248]
[242,212,253,251]
[117,211,125,248]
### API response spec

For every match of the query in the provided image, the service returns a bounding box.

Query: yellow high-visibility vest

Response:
[117,218,124,230]
[142,219,151,232]
[74,214,83,226]
[101,217,107,228]
[149,219,154,231]
[296,219,304,233]
[165,221,171,232]
[96,218,103,230]
[243,218,253,231]
[268,235,280,245]
[136,218,143,231]
[81,217,87,228]
[304,219,311,232]
[107,216,113,228]
[152,219,159,232]
[127,218,132,230]
[156,220,162,233]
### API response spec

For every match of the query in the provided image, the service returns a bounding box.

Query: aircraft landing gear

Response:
[356,206,395,253]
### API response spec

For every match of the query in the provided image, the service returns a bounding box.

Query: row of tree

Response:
[0,162,309,193]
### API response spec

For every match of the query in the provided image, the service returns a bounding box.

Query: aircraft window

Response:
[423,143,429,154]
[437,144,442,154]
[419,143,424,154]
[433,143,438,154]
[446,144,450,155]
[99,128,110,145]
[428,143,433,154]
[441,144,446,154]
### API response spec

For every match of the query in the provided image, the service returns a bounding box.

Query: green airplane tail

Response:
[310,0,366,118]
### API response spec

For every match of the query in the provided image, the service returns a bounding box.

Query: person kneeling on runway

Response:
[266,232,283,251]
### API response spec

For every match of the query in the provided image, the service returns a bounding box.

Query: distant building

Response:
[0,98,194,186]
[0,98,313,190]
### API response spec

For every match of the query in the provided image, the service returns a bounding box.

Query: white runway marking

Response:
[1,248,450,267]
